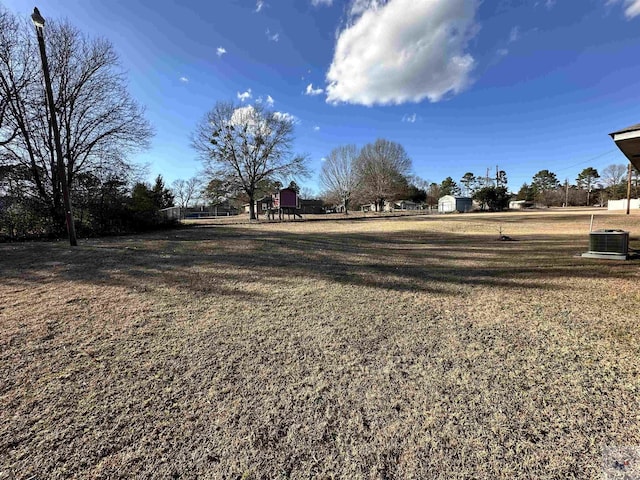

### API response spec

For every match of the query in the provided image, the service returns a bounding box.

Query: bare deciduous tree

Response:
[298,186,316,200]
[172,177,201,209]
[319,144,359,214]
[192,102,308,219]
[601,164,627,188]
[0,7,152,231]
[355,138,411,212]
[0,11,22,148]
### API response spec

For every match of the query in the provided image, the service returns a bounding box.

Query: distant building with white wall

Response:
[509,200,535,210]
[608,199,640,210]
[438,196,472,213]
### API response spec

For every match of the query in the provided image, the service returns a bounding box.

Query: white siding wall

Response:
[608,199,640,210]
[438,196,456,213]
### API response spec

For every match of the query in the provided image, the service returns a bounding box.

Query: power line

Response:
[499,149,619,185]
[554,149,617,173]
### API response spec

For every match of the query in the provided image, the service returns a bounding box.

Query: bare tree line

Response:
[320,139,413,213]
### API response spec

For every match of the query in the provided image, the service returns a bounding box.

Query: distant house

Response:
[438,195,472,213]
[387,200,419,211]
[334,202,347,214]
[361,200,420,212]
[360,203,377,212]
[382,202,395,212]
[509,200,535,210]
[299,199,324,214]
[243,195,273,215]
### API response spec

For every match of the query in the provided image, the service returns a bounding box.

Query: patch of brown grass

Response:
[1,209,640,479]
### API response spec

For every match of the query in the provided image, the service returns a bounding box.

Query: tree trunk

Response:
[344,198,349,215]
[248,194,256,220]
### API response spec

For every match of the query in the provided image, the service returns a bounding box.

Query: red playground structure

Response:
[266,187,302,220]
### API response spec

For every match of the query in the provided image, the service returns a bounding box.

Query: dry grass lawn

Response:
[2,209,640,479]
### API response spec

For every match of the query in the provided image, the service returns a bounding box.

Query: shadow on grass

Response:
[0,224,637,297]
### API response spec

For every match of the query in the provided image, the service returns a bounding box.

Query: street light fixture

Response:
[31,7,77,246]
[31,7,45,29]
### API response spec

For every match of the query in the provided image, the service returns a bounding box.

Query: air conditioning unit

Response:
[582,229,629,260]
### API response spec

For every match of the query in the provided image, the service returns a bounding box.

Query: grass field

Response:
[2,209,640,479]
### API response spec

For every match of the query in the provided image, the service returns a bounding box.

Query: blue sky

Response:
[3,0,640,193]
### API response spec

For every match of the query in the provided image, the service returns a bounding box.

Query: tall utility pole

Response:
[565,179,569,207]
[31,7,77,246]
[627,162,633,215]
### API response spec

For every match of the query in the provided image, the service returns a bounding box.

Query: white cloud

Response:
[216,47,227,57]
[497,48,509,57]
[349,0,384,16]
[256,95,275,107]
[625,0,640,16]
[326,0,479,106]
[273,111,299,123]
[305,83,324,96]
[402,113,417,123]
[231,105,257,124]
[230,105,271,137]
[313,126,321,131]
[608,0,640,18]
[256,0,265,12]
[237,88,253,102]
[535,0,555,8]
[266,29,280,42]
[179,76,189,83]
[509,26,520,43]
[312,0,334,6]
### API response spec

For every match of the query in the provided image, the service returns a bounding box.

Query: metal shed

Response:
[438,195,472,213]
